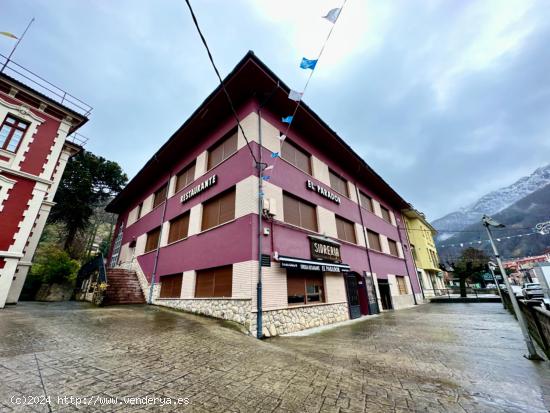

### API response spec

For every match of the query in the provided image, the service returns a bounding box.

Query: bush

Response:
[30,246,80,285]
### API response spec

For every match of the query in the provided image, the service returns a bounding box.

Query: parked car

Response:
[509,285,523,297]
[522,283,544,299]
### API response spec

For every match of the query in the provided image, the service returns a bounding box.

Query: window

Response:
[207,130,238,170]
[201,188,236,231]
[144,227,161,253]
[396,276,408,295]
[136,202,143,220]
[287,272,325,305]
[281,139,311,174]
[335,216,356,244]
[411,244,418,262]
[283,192,317,232]
[328,169,349,197]
[168,212,190,243]
[380,205,391,223]
[175,161,196,193]
[367,230,381,252]
[159,274,182,298]
[195,265,232,297]
[359,191,373,212]
[0,115,29,152]
[152,184,167,209]
[388,239,399,256]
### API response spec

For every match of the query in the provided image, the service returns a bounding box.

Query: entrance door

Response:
[364,273,380,314]
[378,279,393,310]
[344,272,361,319]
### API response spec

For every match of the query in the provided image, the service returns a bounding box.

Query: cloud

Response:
[1,0,548,221]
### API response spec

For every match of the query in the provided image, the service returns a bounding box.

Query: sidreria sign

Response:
[180,174,217,203]
[306,180,341,204]
[309,236,342,262]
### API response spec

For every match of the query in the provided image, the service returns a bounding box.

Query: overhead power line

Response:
[183,0,258,165]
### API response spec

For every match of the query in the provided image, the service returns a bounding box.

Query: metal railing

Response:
[0,53,93,117]
[75,253,107,294]
[66,132,89,147]
[424,288,500,298]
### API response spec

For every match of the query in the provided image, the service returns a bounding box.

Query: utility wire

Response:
[183,0,258,165]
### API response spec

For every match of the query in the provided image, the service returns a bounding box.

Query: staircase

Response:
[104,268,146,305]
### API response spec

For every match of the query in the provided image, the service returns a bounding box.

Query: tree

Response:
[49,151,127,255]
[451,248,489,297]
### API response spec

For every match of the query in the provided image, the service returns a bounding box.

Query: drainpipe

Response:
[397,217,419,305]
[148,171,172,304]
[354,183,377,311]
[256,109,264,338]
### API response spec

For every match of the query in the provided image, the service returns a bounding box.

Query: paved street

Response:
[0,302,548,413]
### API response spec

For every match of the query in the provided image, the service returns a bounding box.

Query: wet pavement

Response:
[0,302,548,412]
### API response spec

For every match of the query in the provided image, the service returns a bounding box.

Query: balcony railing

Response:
[0,53,92,118]
[66,132,89,147]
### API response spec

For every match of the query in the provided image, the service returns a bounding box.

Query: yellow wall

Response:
[405,216,440,272]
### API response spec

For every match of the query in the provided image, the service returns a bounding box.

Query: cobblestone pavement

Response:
[0,302,548,413]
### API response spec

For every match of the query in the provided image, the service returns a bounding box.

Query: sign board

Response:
[306,180,341,204]
[180,175,217,203]
[280,261,346,273]
[310,237,342,262]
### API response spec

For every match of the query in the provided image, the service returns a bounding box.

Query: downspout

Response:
[147,171,172,304]
[396,216,419,305]
[354,183,377,310]
[256,109,264,338]
[404,221,425,300]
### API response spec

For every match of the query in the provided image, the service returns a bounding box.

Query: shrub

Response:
[30,246,80,285]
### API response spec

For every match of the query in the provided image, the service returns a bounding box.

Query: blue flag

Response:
[281,115,293,124]
[262,175,271,181]
[271,152,280,158]
[300,57,318,70]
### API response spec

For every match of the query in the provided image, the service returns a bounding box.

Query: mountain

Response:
[436,183,550,260]
[432,164,550,241]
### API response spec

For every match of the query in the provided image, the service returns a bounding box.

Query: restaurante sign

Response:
[180,175,217,203]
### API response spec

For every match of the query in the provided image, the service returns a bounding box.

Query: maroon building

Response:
[106,52,422,336]
[0,57,90,308]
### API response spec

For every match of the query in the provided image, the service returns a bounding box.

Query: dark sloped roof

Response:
[107,51,411,213]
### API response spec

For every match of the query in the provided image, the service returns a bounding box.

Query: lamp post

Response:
[482,215,540,360]
[488,261,505,309]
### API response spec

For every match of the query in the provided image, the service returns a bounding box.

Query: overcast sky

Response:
[1,0,549,220]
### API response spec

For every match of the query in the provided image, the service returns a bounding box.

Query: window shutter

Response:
[218,190,236,224]
[176,162,196,193]
[388,239,398,256]
[201,199,218,231]
[153,185,167,209]
[381,206,391,222]
[207,142,224,170]
[160,274,182,298]
[283,193,301,227]
[299,202,317,232]
[367,230,381,252]
[359,191,373,212]
[168,212,190,243]
[329,170,349,197]
[281,140,311,174]
[213,266,232,297]
[195,270,215,297]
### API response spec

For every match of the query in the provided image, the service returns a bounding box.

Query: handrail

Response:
[76,253,107,291]
[0,53,93,117]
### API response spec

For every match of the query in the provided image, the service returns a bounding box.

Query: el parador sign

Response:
[306,180,341,204]
[180,174,217,203]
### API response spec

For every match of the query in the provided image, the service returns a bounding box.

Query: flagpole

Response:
[1,17,35,73]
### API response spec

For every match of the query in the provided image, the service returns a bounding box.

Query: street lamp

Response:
[488,261,505,309]
[482,215,540,359]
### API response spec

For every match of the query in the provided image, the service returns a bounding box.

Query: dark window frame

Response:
[367,229,382,252]
[195,265,233,298]
[281,138,312,174]
[335,215,357,244]
[168,211,190,244]
[0,114,29,153]
[207,129,238,171]
[175,161,196,193]
[380,205,391,223]
[282,192,318,232]
[152,184,168,209]
[159,274,183,298]
[287,272,325,305]
[388,239,399,256]
[201,187,236,231]
[144,227,161,253]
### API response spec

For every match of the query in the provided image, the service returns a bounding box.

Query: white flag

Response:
[265,165,274,171]
[288,90,303,101]
[279,134,287,141]
[323,8,341,23]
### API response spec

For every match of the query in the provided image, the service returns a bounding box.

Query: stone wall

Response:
[260,302,349,336]
[391,293,416,310]
[154,298,253,331]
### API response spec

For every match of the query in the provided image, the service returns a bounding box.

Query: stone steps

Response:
[104,268,145,305]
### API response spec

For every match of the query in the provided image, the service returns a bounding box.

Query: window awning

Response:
[278,255,351,273]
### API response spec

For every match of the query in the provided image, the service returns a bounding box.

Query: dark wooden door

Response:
[364,273,380,314]
[345,272,361,319]
[378,282,393,310]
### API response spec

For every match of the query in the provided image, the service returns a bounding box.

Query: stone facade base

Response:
[260,302,349,337]
[391,293,416,310]
[154,298,253,330]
